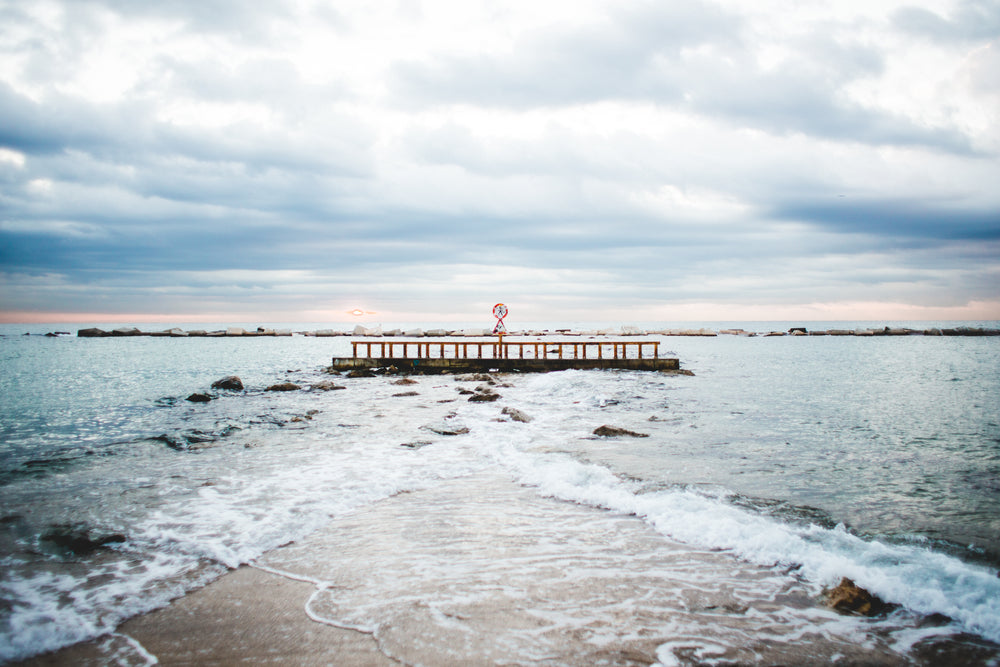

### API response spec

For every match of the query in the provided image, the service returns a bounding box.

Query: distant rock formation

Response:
[77,328,107,337]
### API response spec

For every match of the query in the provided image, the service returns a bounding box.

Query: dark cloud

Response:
[772,199,1000,242]
[893,0,1000,42]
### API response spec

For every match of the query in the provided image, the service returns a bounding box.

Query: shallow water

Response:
[1,322,998,663]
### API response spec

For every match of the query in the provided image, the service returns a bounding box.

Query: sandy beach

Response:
[20,474,954,666]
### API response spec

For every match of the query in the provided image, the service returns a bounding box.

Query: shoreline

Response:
[16,474,1000,666]
[17,564,397,666]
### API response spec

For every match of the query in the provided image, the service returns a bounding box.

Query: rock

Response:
[593,425,649,438]
[347,369,376,378]
[423,422,470,436]
[41,524,126,555]
[501,407,532,423]
[211,376,244,391]
[353,325,382,336]
[400,441,434,449]
[186,392,212,403]
[425,328,448,336]
[468,391,500,402]
[393,378,418,385]
[404,328,425,337]
[456,373,496,384]
[393,391,420,397]
[824,578,892,616]
[788,327,808,334]
[76,328,108,338]
[311,381,346,391]
[112,327,142,336]
[266,382,301,392]
[226,327,246,336]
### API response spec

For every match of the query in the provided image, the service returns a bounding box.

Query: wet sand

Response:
[20,565,396,666]
[17,474,994,666]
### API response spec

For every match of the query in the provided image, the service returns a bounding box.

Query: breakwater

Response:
[48,324,1000,338]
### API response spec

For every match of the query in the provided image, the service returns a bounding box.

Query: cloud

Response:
[390,2,976,153]
[893,0,1000,43]
[0,0,998,321]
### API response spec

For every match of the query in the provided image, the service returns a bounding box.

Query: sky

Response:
[1,0,998,324]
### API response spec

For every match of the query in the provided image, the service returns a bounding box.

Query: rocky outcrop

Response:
[593,425,649,438]
[824,578,893,616]
[211,376,244,391]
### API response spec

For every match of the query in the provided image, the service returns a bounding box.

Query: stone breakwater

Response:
[61,325,1000,338]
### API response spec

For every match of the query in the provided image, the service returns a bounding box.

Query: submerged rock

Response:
[456,373,496,384]
[423,422,470,436]
[266,382,301,392]
[311,380,346,391]
[501,407,533,423]
[593,425,649,438]
[468,389,501,402]
[41,524,126,556]
[399,440,434,449]
[211,376,244,391]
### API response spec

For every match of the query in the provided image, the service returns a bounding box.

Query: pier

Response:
[331,338,682,374]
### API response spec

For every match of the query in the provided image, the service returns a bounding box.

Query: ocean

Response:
[1,321,998,664]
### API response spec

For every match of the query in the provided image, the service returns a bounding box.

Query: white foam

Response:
[475,420,1000,644]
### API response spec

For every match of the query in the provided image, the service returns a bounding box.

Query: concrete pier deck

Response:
[332,339,683,374]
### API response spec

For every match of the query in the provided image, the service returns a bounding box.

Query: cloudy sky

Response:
[1,0,998,324]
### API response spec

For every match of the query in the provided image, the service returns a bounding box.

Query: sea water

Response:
[0,322,998,664]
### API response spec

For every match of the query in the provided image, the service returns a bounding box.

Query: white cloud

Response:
[0,0,997,321]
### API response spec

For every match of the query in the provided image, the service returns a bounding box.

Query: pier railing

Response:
[351,339,659,361]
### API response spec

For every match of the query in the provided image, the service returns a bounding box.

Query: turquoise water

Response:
[1,321,998,662]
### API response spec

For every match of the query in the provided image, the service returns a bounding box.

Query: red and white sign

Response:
[492,303,508,334]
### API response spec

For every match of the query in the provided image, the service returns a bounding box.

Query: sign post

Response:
[492,303,507,358]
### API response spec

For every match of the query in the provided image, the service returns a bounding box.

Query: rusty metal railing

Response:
[351,339,659,361]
